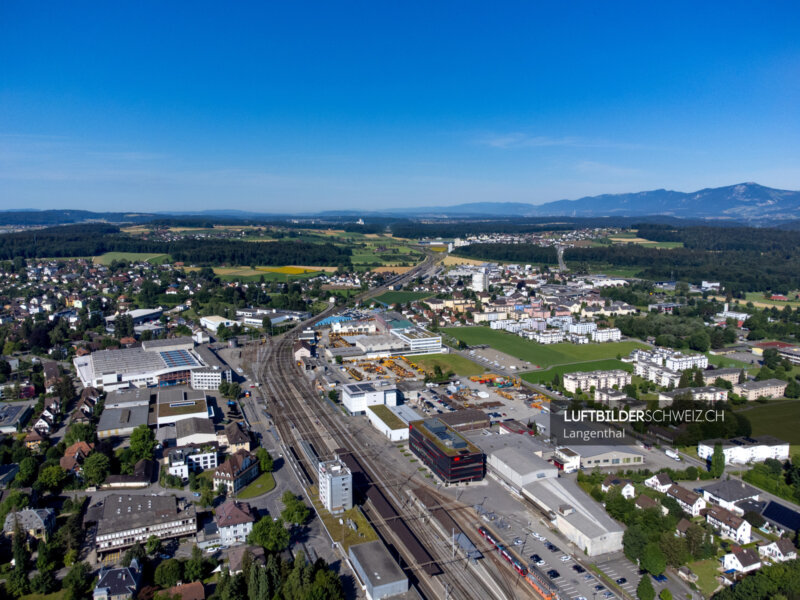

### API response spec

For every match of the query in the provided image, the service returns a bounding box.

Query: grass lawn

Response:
[238,472,276,499]
[412,353,486,377]
[20,593,66,600]
[445,327,647,368]
[373,291,433,305]
[93,251,171,265]
[687,558,722,598]
[736,400,800,453]
[308,486,378,550]
[705,352,755,370]
[521,359,633,384]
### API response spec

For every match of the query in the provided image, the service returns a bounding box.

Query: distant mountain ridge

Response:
[380,183,800,221]
[2,182,800,224]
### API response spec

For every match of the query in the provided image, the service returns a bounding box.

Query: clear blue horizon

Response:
[1,1,799,212]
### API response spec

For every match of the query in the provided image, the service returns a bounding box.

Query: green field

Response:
[373,291,433,304]
[687,559,722,598]
[737,400,800,454]
[445,327,647,368]
[412,353,486,377]
[93,251,171,265]
[705,352,757,370]
[521,359,633,384]
[238,472,276,499]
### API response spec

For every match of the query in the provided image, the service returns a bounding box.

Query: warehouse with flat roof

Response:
[522,477,624,556]
[73,337,218,392]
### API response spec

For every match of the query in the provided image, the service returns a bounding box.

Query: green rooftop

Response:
[367,405,406,430]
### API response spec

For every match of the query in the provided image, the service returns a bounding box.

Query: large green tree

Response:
[248,517,291,552]
[130,424,156,462]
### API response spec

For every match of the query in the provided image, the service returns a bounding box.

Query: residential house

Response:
[60,441,95,475]
[161,582,205,600]
[215,500,257,546]
[218,422,251,453]
[722,548,761,574]
[635,494,668,515]
[601,475,635,499]
[93,559,142,600]
[705,505,751,544]
[675,518,692,537]
[644,473,673,494]
[702,480,760,515]
[3,508,56,541]
[213,450,259,494]
[667,485,707,517]
[757,538,797,563]
[24,429,45,451]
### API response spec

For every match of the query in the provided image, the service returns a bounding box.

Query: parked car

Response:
[572,564,585,573]
[615,578,627,585]
[513,537,523,546]
[560,555,571,562]
[594,584,606,591]
[652,574,668,583]
[546,569,560,579]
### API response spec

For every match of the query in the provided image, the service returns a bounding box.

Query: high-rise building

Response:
[318,456,353,514]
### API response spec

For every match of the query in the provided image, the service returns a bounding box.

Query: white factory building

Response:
[341,382,398,415]
[73,337,230,393]
[366,404,421,441]
[469,433,557,492]
[523,477,624,556]
[389,327,442,354]
[200,315,235,332]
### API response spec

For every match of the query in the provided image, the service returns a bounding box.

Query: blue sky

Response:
[1,1,799,213]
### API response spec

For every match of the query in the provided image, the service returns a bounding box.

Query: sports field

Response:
[521,359,633,384]
[412,353,485,377]
[93,252,170,265]
[445,327,647,368]
[373,291,432,304]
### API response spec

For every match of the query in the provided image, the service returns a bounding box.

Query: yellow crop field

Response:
[443,255,485,266]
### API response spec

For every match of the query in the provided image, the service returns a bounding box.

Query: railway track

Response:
[248,254,539,599]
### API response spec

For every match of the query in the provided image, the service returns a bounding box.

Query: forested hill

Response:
[0,225,352,267]
[452,225,800,293]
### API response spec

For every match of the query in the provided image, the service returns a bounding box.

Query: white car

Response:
[532,532,545,540]
[560,555,571,562]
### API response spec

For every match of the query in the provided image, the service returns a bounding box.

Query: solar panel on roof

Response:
[159,350,199,368]
[763,501,800,531]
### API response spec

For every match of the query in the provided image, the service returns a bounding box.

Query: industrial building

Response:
[408,418,485,484]
[554,445,645,470]
[92,494,197,554]
[156,388,209,426]
[73,336,223,392]
[469,433,557,491]
[349,540,413,600]
[522,477,624,556]
[341,382,397,415]
[389,326,442,354]
[97,388,151,439]
[190,345,233,390]
[0,404,31,434]
[200,315,235,332]
[366,404,421,441]
[318,456,353,514]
